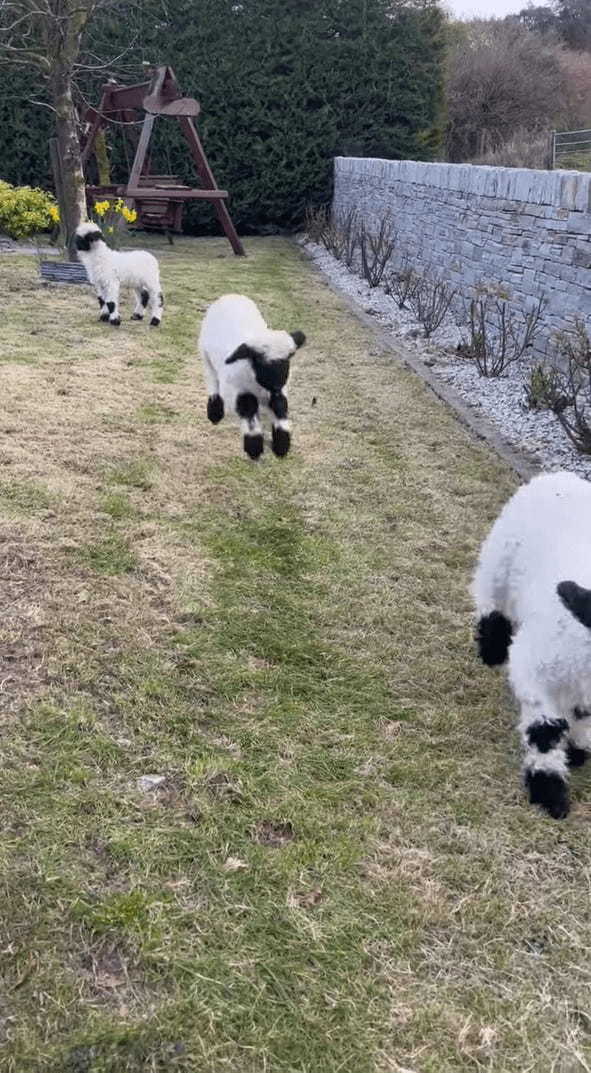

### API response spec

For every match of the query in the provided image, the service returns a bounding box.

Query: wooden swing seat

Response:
[81,66,244,254]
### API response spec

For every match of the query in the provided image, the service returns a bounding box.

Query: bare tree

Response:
[0,0,119,256]
[445,19,566,163]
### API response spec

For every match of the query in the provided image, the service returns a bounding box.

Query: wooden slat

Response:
[126,187,228,199]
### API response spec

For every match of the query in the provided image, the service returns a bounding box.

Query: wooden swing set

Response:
[81,65,245,255]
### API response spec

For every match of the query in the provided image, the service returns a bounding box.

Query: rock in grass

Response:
[137,774,166,792]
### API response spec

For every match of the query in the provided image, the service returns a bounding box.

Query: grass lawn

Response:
[1,236,591,1073]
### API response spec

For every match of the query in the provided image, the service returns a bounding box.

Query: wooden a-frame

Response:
[81,66,245,255]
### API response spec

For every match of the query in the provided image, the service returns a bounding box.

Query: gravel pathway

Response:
[301,238,591,479]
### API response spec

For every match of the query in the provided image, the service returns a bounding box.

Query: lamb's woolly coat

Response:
[75,222,163,326]
[472,470,591,818]
[199,294,305,459]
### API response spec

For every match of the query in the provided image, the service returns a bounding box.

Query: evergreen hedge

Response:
[0,0,445,233]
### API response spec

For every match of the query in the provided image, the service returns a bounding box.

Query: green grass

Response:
[0,477,56,513]
[2,236,591,1072]
[71,533,138,575]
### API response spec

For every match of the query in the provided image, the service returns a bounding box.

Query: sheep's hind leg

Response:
[567,707,591,768]
[520,702,571,819]
[236,393,263,460]
[131,288,148,321]
[269,391,291,458]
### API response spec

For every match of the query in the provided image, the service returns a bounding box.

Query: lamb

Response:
[472,470,591,820]
[198,294,306,460]
[75,222,163,327]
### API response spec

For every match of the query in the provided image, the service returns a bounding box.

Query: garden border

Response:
[297,240,537,482]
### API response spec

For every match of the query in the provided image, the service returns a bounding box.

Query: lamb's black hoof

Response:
[99,312,110,322]
[207,395,224,424]
[244,434,264,460]
[567,744,589,768]
[271,426,291,458]
[525,770,570,819]
[476,611,512,666]
[131,313,143,321]
[150,317,161,327]
[109,317,121,327]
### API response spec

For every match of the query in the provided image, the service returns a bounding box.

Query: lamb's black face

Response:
[75,228,103,252]
[251,354,290,392]
[225,344,292,392]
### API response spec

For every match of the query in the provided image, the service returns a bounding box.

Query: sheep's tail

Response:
[557,581,591,629]
[475,611,513,666]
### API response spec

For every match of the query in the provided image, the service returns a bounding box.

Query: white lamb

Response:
[472,470,591,819]
[198,294,306,460]
[75,222,163,327]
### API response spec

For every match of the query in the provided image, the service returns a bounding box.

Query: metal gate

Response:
[552,128,591,170]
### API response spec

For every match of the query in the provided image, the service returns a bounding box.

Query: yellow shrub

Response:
[0,181,58,240]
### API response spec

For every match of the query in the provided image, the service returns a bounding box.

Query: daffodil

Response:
[94,200,110,217]
[121,206,138,223]
[48,205,60,223]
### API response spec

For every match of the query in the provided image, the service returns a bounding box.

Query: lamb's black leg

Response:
[269,391,291,458]
[207,395,225,424]
[236,392,264,460]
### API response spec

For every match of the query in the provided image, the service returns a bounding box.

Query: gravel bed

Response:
[301,238,591,479]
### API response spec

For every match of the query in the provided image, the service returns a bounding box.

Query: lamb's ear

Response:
[225,343,254,365]
[290,331,306,350]
[557,580,591,629]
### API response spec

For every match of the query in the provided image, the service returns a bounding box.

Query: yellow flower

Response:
[121,206,137,223]
[48,205,60,222]
[94,199,110,217]
[107,226,114,233]
[114,198,124,212]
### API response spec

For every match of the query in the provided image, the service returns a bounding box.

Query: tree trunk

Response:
[51,76,88,260]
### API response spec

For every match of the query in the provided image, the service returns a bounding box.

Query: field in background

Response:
[2,237,591,1072]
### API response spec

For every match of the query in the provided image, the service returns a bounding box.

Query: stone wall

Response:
[332,157,591,345]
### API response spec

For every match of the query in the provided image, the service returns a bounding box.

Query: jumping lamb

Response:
[199,294,306,460]
[75,222,163,327]
[472,470,591,820]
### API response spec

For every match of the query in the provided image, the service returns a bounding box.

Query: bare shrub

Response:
[334,209,360,268]
[359,216,396,288]
[408,272,457,338]
[532,321,591,454]
[458,287,546,376]
[304,205,329,244]
[385,257,420,309]
[305,206,360,267]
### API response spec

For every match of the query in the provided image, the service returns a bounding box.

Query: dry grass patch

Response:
[1,237,590,1072]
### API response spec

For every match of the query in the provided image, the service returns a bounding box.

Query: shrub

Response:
[306,206,360,267]
[0,180,58,240]
[458,287,545,376]
[522,362,563,412]
[532,321,591,454]
[385,257,420,309]
[408,271,457,337]
[359,216,396,287]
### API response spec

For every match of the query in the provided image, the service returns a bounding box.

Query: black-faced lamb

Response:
[472,470,591,820]
[199,294,306,460]
[75,222,163,327]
